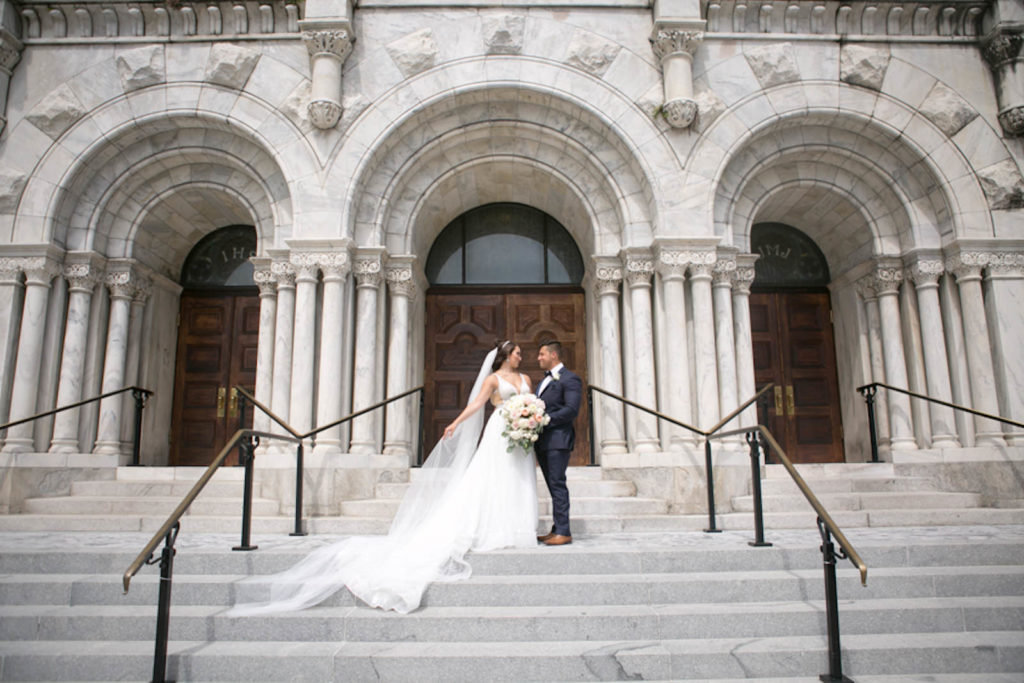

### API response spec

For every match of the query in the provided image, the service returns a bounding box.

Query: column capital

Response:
[622,250,654,287]
[732,254,758,294]
[289,252,322,282]
[105,266,142,299]
[982,28,1022,71]
[251,257,276,296]
[302,28,354,61]
[131,277,152,304]
[317,251,351,280]
[354,251,384,288]
[593,257,622,296]
[271,259,296,288]
[907,259,945,287]
[872,259,904,295]
[712,257,737,287]
[985,251,1024,279]
[855,274,878,301]
[385,259,417,299]
[946,252,989,282]
[650,27,704,62]
[63,252,106,292]
[0,255,60,285]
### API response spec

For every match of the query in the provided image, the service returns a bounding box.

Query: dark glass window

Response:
[751,222,830,288]
[426,204,583,285]
[180,225,257,288]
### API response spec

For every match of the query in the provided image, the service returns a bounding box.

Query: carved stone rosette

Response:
[302,28,353,130]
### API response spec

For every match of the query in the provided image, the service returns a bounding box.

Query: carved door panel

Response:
[170,292,258,466]
[751,291,844,463]
[424,290,589,466]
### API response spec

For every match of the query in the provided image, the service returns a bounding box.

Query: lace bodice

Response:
[493,374,528,406]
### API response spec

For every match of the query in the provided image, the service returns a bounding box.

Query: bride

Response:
[229,340,539,615]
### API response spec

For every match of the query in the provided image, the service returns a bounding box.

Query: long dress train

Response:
[229,369,538,615]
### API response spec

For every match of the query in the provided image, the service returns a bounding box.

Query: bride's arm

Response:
[443,374,498,438]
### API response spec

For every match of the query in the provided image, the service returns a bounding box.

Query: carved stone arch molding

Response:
[686,79,1005,247]
[12,89,316,251]
[328,58,686,250]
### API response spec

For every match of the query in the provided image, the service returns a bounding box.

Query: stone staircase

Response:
[3,462,1023,534]
[0,526,1021,680]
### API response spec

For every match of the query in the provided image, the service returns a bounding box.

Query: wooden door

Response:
[424,289,589,466]
[170,291,259,466]
[750,291,844,463]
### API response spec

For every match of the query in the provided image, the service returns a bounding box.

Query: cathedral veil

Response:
[228,348,500,615]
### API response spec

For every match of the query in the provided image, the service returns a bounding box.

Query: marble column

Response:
[649,24,703,129]
[732,256,758,428]
[594,260,626,454]
[383,258,416,457]
[289,254,320,434]
[981,24,1024,137]
[872,262,917,450]
[350,252,383,454]
[908,259,959,448]
[120,278,151,449]
[0,261,23,436]
[301,26,353,130]
[983,252,1024,444]
[949,253,1005,445]
[270,261,296,429]
[49,262,102,452]
[2,258,60,453]
[251,260,276,434]
[314,253,350,455]
[92,267,137,456]
[690,259,720,431]
[623,251,659,452]
[712,258,739,436]
[939,273,974,445]
[655,248,695,446]
[856,277,892,449]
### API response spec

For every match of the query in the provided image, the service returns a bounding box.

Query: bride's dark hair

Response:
[491,339,517,372]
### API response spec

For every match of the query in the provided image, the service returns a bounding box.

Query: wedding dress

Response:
[228,349,538,615]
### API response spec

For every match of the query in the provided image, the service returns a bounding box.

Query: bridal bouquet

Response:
[501,394,550,454]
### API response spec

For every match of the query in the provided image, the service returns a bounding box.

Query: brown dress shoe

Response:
[537,532,556,543]
[542,534,572,546]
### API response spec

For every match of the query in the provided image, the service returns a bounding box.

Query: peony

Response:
[500,393,549,454]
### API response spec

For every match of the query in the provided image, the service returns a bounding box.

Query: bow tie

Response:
[544,370,552,377]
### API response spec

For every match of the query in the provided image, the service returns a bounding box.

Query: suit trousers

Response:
[536,447,571,536]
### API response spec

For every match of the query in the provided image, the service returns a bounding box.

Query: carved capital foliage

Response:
[998,106,1024,137]
[131,277,152,304]
[872,262,904,295]
[270,259,296,288]
[855,275,878,301]
[303,29,353,60]
[946,252,989,282]
[308,99,342,129]
[593,264,622,296]
[983,31,1023,70]
[0,31,24,73]
[354,255,383,287]
[662,97,698,129]
[688,261,714,280]
[0,257,59,285]
[318,252,351,279]
[650,29,703,61]
[64,263,101,292]
[105,268,139,298]
[985,252,1024,278]
[712,258,737,286]
[732,264,757,293]
[385,265,416,298]
[623,253,654,287]
[908,259,945,287]
[289,252,321,280]
[655,250,688,279]
[253,265,276,295]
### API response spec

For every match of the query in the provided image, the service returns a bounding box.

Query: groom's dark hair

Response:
[539,339,563,360]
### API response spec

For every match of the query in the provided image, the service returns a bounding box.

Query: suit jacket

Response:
[535,367,582,452]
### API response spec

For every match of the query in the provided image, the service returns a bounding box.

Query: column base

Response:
[311,442,342,458]
[599,439,628,455]
[889,437,919,451]
[383,441,411,457]
[47,441,81,454]
[349,441,377,455]
[928,435,961,449]
[634,439,660,453]
[1,439,35,454]
[975,432,1007,447]
[91,441,124,456]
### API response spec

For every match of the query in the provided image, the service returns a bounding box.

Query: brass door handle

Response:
[216,387,226,418]
[228,387,239,418]
[786,385,795,415]
[773,386,783,414]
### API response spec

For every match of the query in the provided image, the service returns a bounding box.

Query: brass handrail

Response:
[232,387,301,439]
[303,386,424,439]
[857,381,1024,430]
[122,428,298,593]
[588,385,704,436]
[711,423,868,586]
[704,384,774,436]
[0,385,153,432]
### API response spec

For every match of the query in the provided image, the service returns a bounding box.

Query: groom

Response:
[535,340,582,546]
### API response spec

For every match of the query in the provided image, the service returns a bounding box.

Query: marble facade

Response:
[1,0,1023,513]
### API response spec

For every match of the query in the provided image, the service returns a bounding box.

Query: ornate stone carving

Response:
[872,261,904,295]
[289,252,321,281]
[318,252,351,279]
[594,263,622,296]
[908,259,945,287]
[131,276,152,304]
[998,107,1024,137]
[732,256,758,294]
[270,259,296,288]
[353,256,383,287]
[712,258,738,286]
[854,275,878,301]
[662,98,698,128]
[308,100,343,129]
[984,252,1024,278]
[253,263,276,295]
[983,31,1023,70]
[689,261,714,280]
[385,265,416,298]
[650,29,703,61]
[105,268,138,298]
[303,29,353,60]
[0,31,23,74]
[623,253,654,287]
[945,252,988,282]
[63,263,101,292]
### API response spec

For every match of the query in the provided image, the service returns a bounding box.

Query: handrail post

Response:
[587,386,596,466]
[818,517,852,683]
[150,522,179,683]
[858,385,879,463]
[747,431,772,548]
[417,388,425,465]
[703,438,721,533]
[291,440,307,536]
[233,433,258,551]
[130,388,146,467]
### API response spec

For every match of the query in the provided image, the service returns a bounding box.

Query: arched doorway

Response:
[169,225,259,466]
[423,203,590,465]
[750,222,844,463]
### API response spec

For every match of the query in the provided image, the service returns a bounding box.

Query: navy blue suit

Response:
[535,367,582,537]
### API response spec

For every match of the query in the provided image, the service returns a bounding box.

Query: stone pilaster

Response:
[301,27,353,129]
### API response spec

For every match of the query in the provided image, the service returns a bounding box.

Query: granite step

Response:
[22,495,281,517]
[759,476,942,495]
[374,477,637,499]
[339,495,669,517]
[730,491,984,513]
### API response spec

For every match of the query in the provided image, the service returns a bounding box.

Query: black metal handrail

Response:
[122,427,299,683]
[857,381,1024,462]
[0,385,153,466]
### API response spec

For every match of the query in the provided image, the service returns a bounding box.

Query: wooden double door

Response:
[424,289,589,466]
[170,291,259,466]
[750,290,844,463]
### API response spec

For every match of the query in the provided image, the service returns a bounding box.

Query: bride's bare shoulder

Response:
[520,373,532,389]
